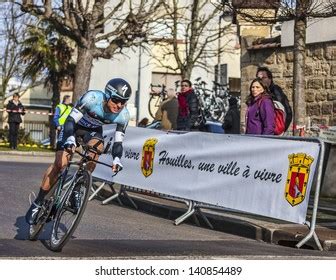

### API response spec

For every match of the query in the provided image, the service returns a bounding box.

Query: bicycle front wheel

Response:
[148,94,161,119]
[49,170,91,251]
[28,197,54,241]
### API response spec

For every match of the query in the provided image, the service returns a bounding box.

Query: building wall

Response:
[90,40,241,124]
[91,1,241,124]
[240,39,336,131]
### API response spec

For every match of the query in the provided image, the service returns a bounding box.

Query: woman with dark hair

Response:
[245,77,275,135]
[176,79,199,131]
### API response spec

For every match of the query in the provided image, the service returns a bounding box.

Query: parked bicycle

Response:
[193,78,228,122]
[28,141,117,252]
[148,84,167,119]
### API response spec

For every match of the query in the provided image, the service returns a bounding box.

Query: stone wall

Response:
[240,38,336,131]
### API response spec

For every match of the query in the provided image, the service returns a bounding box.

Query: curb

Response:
[0,151,54,157]
[95,187,336,251]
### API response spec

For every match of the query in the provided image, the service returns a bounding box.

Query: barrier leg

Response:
[313,231,323,251]
[102,193,119,205]
[296,139,325,251]
[89,181,105,201]
[195,206,214,229]
[192,214,201,227]
[102,183,120,205]
[296,221,323,251]
[120,185,138,209]
[110,184,123,206]
[174,200,195,225]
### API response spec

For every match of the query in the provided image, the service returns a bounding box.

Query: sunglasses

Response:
[111,97,127,105]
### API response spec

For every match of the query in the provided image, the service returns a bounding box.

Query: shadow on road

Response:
[14,216,29,240]
[14,216,53,241]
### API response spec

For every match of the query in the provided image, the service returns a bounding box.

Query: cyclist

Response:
[25,78,132,225]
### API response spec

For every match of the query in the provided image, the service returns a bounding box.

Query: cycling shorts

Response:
[56,125,104,151]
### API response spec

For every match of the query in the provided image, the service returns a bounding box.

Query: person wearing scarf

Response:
[176,79,199,131]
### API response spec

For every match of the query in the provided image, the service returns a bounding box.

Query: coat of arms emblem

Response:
[285,153,314,206]
[141,138,158,177]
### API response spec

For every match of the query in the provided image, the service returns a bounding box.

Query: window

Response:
[215,64,228,85]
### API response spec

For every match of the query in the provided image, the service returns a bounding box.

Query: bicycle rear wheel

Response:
[49,170,91,252]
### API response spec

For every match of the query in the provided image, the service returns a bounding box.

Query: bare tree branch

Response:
[152,0,234,79]
[20,0,164,99]
[1,2,32,97]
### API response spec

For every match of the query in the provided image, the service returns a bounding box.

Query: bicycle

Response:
[28,142,116,252]
[193,78,227,122]
[148,84,167,118]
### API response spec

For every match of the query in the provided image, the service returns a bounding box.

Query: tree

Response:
[0,2,31,99]
[21,23,75,148]
[20,0,164,101]
[150,0,235,79]
[225,0,336,135]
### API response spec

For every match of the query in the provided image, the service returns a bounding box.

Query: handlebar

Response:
[71,143,121,176]
[213,81,228,88]
[150,83,166,89]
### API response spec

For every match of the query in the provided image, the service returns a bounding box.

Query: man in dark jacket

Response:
[256,67,293,132]
[6,93,25,149]
[222,97,240,134]
[176,79,199,131]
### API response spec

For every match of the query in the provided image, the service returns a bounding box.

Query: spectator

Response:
[155,88,178,130]
[6,93,25,150]
[222,97,240,134]
[138,117,149,127]
[52,95,72,149]
[53,95,72,132]
[245,78,275,135]
[176,79,199,131]
[256,66,292,132]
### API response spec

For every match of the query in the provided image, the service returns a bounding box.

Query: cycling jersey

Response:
[57,90,130,159]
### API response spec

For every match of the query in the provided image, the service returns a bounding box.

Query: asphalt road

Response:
[1,156,336,259]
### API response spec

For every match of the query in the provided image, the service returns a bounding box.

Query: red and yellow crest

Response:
[285,153,314,206]
[141,138,158,177]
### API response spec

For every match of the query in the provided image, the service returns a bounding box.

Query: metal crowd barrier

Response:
[89,133,327,251]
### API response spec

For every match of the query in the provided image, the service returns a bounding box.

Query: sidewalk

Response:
[91,182,336,251]
[2,150,336,251]
[0,150,54,157]
[0,150,54,163]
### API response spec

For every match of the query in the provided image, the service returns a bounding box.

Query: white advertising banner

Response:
[93,126,320,224]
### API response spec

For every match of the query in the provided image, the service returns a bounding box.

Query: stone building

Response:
[240,36,336,133]
[233,0,336,133]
